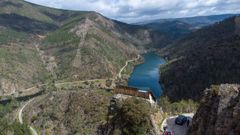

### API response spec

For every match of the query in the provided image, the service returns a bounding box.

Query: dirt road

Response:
[18,99,38,135]
[117,55,140,79]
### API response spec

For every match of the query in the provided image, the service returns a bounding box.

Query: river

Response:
[128,52,165,99]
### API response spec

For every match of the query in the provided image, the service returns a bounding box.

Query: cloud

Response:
[25,0,240,23]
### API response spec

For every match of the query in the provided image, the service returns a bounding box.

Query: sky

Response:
[25,0,240,23]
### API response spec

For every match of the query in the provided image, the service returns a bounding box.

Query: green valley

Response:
[0,0,240,135]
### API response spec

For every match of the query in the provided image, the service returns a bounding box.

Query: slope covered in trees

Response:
[0,0,154,94]
[160,16,240,101]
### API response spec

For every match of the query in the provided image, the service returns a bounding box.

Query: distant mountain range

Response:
[137,14,240,41]
[138,14,240,26]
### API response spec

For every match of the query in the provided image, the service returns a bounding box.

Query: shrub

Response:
[159,96,198,115]
[111,98,152,135]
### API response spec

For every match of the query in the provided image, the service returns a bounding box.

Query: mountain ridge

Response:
[0,0,154,95]
[160,16,240,101]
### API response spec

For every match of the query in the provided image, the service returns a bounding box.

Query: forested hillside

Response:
[160,16,240,101]
[0,0,155,95]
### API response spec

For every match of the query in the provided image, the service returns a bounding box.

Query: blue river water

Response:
[128,52,165,99]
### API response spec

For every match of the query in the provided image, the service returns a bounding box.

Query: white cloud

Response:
[25,0,240,23]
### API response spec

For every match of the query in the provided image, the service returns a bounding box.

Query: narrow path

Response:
[18,100,32,124]
[13,53,140,135]
[2,55,140,100]
[2,87,35,96]
[13,28,140,135]
[57,54,140,86]
[55,78,108,86]
[29,126,38,135]
[161,113,194,135]
[18,99,38,135]
[117,55,140,79]
[6,53,140,106]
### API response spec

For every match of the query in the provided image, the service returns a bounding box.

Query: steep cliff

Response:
[189,84,240,135]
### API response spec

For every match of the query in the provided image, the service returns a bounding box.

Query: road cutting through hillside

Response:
[55,78,109,86]
[117,54,140,79]
[18,99,38,135]
[1,54,140,101]
[14,54,141,135]
[56,54,140,86]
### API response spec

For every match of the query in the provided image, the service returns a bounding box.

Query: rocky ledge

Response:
[189,84,240,135]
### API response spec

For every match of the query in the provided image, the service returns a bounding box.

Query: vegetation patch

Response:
[107,97,153,135]
[23,90,112,135]
[159,96,198,115]
[0,100,31,135]
[0,28,28,44]
[160,17,240,101]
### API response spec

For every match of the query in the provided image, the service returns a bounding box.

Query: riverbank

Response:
[128,52,165,99]
[115,54,143,86]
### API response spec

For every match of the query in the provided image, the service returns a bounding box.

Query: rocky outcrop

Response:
[189,84,240,135]
[35,44,57,78]
[0,78,18,95]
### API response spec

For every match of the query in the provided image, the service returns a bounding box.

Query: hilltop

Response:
[0,0,154,95]
[40,12,152,82]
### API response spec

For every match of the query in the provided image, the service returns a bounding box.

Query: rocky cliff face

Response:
[189,84,240,135]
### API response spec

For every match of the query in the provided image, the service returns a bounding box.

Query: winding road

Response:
[13,54,141,135]
[55,78,109,86]
[117,55,140,79]
[18,99,38,135]
[56,54,140,87]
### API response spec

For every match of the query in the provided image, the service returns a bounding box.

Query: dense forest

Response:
[160,16,240,101]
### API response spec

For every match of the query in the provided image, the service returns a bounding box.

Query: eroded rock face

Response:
[0,78,18,95]
[189,84,240,135]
